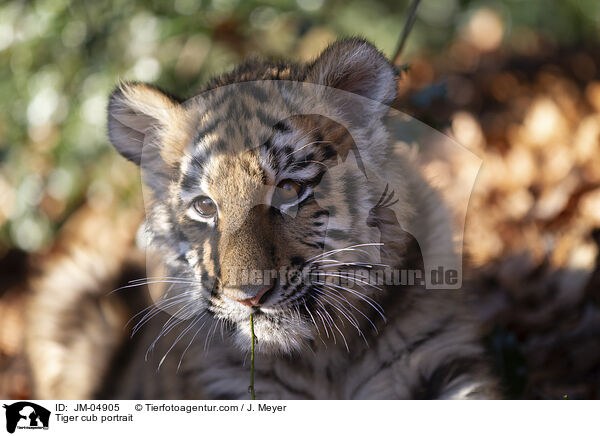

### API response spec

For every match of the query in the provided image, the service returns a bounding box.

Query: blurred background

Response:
[1,0,599,399]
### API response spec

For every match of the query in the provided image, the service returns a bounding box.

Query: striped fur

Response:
[28,39,499,399]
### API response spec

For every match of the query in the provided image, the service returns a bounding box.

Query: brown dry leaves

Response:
[401,43,600,398]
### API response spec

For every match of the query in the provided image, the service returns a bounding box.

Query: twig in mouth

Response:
[249,313,256,400]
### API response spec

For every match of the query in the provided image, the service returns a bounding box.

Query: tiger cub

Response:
[27,39,498,399]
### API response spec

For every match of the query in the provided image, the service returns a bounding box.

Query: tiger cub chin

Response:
[27,38,499,399]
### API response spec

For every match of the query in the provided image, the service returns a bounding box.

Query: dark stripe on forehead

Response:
[182,150,208,192]
[224,122,236,138]
[235,84,270,103]
[256,108,281,128]
[192,117,221,146]
[273,121,290,133]
[265,127,340,181]
[225,99,253,120]
[181,171,200,193]
[262,141,282,173]
[189,137,229,170]
[266,146,286,173]
[204,89,230,109]
[205,85,275,119]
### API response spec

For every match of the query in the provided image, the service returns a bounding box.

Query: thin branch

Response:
[249,313,257,400]
[392,0,422,66]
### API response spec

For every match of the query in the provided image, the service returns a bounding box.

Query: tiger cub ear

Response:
[107,82,186,166]
[306,38,397,118]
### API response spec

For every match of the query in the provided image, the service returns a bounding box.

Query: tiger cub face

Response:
[107,39,408,353]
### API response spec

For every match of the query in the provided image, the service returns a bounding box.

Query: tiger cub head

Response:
[107,39,411,353]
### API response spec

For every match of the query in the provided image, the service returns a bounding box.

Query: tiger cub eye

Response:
[193,196,217,217]
[276,180,302,203]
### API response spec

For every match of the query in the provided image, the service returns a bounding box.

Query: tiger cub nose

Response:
[235,280,276,307]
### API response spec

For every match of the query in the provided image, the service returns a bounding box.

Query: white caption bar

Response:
[0,400,595,436]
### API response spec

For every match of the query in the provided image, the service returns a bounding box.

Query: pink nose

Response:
[235,284,274,307]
